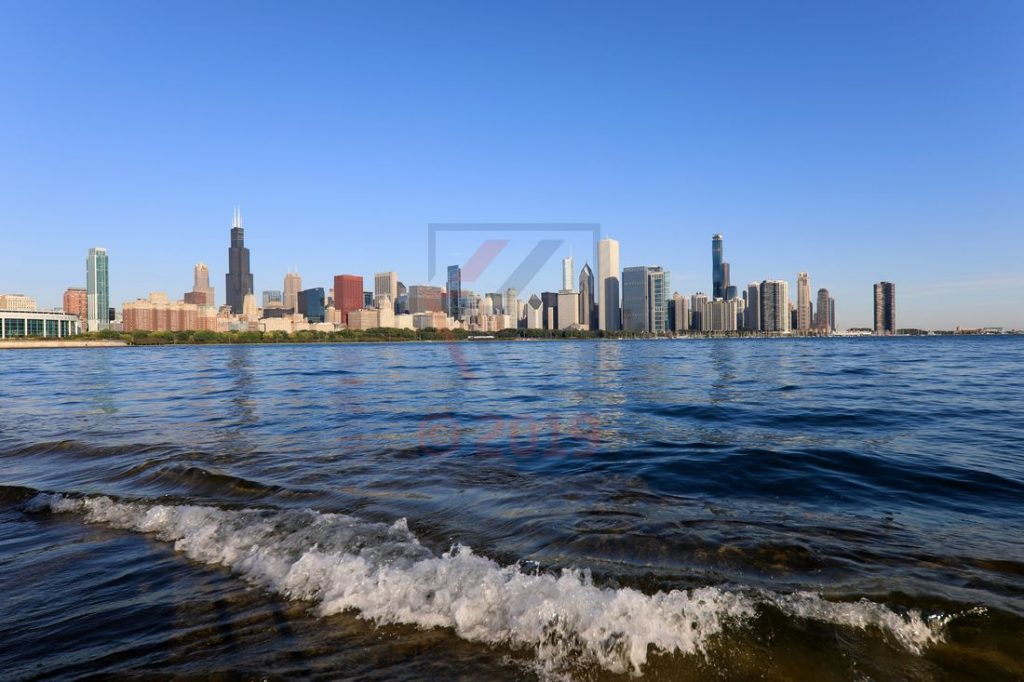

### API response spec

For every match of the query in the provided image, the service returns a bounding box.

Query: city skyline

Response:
[1,3,1021,328]
[49,214,892,336]
[0,208,1002,333]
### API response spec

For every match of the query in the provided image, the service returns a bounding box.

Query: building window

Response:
[27,318,44,336]
[4,318,26,337]
[46,320,58,337]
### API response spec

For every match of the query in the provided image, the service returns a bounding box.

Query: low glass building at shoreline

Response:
[0,310,82,338]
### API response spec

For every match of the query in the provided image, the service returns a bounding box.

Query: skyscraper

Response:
[280,272,299,311]
[283,271,302,312]
[598,238,620,331]
[183,262,215,307]
[525,294,544,329]
[578,263,595,330]
[796,272,812,331]
[334,275,364,323]
[541,291,559,330]
[648,267,669,333]
[505,288,520,324]
[712,233,724,300]
[225,208,253,314]
[86,247,109,331]
[561,256,574,292]
[622,266,669,333]
[556,290,578,329]
[297,288,326,322]
[706,298,740,332]
[760,280,791,333]
[395,282,408,314]
[874,282,896,335]
[671,292,689,332]
[690,292,708,331]
[621,266,648,332]
[816,288,831,332]
[445,266,461,320]
[744,282,760,331]
[376,271,399,308]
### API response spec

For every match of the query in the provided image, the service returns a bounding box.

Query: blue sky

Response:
[1,1,1021,329]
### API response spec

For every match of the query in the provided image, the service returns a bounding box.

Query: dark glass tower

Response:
[873,282,896,335]
[712,233,724,299]
[297,287,325,323]
[578,263,595,330]
[225,208,254,314]
[447,265,462,320]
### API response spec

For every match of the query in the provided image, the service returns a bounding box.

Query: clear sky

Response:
[1,1,1021,329]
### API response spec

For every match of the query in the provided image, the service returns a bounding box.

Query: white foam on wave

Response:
[26,493,947,676]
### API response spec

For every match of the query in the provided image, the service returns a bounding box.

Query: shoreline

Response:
[0,333,1017,349]
[0,340,130,349]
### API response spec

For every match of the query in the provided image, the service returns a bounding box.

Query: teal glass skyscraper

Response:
[86,247,109,331]
[712,233,724,299]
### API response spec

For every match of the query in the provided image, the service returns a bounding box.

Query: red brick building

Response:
[63,287,87,321]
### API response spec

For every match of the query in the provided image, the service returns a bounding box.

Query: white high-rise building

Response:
[561,256,574,292]
[86,247,109,331]
[597,238,620,331]
[796,272,812,332]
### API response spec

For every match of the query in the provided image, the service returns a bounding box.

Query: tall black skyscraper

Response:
[873,282,896,335]
[225,208,254,314]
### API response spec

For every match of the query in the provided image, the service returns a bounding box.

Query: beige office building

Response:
[597,238,620,331]
[374,272,398,307]
[557,291,580,329]
[796,272,812,332]
[0,294,37,311]
[283,272,302,312]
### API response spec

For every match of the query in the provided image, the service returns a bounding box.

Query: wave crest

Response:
[26,493,948,676]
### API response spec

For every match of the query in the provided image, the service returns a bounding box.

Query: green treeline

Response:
[65,327,825,345]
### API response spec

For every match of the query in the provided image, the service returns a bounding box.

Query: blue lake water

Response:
[1,337,1022,679]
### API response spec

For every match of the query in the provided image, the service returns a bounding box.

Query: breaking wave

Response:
[26,493,949,677]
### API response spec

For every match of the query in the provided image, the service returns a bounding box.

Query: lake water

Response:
[1,337,1022,680]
